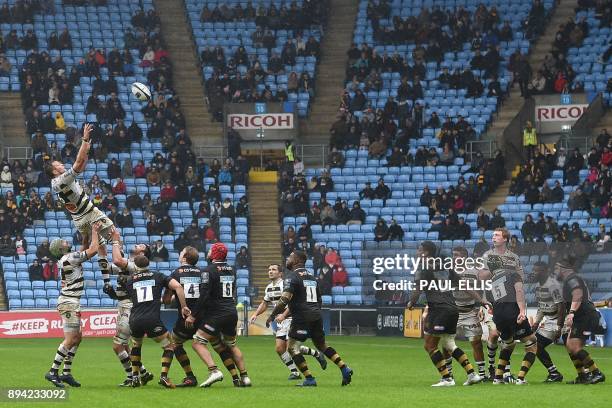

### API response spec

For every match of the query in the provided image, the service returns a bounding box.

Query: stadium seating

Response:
[283,147,612,305]
[348,0,555,140]
[0,0,252,309]
[185,0,323,117]
[569,8,611,104]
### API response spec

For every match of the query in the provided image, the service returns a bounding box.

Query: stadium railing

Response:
[192,145,228,162]
[3,146,33,162]
[465,139,498,161]
[296,144,329,167]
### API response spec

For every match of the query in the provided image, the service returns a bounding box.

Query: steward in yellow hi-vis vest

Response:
[522,121,538,160]
[285,140,295,162]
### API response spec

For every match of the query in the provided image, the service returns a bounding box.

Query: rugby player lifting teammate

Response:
[407,241,484,387]
[266,251,353,387]
[45,223,101,388]
[479,228,537,385]
[112,231,191,388]
[250,263,327,380]
[107,228,153,386]
[45,123,114,298]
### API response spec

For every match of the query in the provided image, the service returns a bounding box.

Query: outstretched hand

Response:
[82,123,93,142]
[111,226,120,241]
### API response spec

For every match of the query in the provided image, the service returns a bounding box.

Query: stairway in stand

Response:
[588,109,612,145]
[481,180,511,213]
[300,0,359,149]
[0,92,28,149]
[247,180,282,305]
[154,0,223,146]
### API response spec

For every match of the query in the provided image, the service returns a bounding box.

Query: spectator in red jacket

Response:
[160,182,176,203]
[154,47,169,64]
[204,221,217,243]
[332,264,348,287]
[112,178,127,195]
[553,71,568,93]
[43,260,58,281]
[133,160,146,178]
[324,247,342,268]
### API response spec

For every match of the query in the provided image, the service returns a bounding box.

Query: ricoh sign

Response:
[224,102,298,145]
[536,104,588,122]
[228,113,294,130]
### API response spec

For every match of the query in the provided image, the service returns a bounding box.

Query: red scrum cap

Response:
[209,242,228,261]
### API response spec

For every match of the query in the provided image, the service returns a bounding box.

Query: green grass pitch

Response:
[0,336,609,407]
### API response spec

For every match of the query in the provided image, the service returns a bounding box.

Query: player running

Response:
[407,241,484,387]
[250,264,327,380]
[451,247,487,379]
[112,235,191,388]
[106,228,153,386]
[45,223,101,388]
[185,242,252,388]
[159,246,204,387]
[266,251,353,387]
[479,228,537,385]
[530,261,564,382]
[45,123,114,294]
[555,255,606,384]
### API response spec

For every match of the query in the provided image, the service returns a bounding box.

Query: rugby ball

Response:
[131,82,151,102]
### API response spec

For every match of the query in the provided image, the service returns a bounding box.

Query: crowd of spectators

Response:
[279,143,505,250]
[0,0,52,25]
[201,1,328,121]
[475,126,611,254]
[7,4,253,279]
[526,0,611,96]
[200,0,328,29]
[510,128,611,218]
[0,151,252,281]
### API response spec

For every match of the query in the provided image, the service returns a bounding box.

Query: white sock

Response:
[280,351,299,373]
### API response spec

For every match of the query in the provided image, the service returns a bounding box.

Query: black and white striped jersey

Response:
[51,168,95,218]
[59,251,90,298]
[535,276,563,315]
[263,278,284,308]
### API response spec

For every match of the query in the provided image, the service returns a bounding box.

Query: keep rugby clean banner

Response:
[0,310,117,338]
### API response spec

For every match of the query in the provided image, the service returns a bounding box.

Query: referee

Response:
[555,255,606,384]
